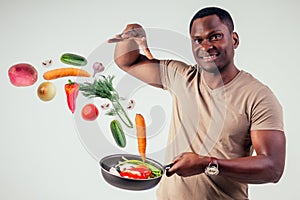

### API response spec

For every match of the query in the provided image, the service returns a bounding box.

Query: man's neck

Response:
[203,66,240,90]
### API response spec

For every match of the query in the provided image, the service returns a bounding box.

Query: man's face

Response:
[190,15,238,73]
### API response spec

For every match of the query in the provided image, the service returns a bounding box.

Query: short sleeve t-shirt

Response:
[156,60,284,200]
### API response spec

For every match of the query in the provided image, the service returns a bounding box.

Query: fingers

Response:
[107,38,124,43]
[107,33,126,43]
[165,153,195,177]
[172,153,184,163]
[166,161,180,177]
[166,153,207,177]
[107,27,154,60]
[108,29,141,43]
[122,29,140,38]
[165,154,182,177]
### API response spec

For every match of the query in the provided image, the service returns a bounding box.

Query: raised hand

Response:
[107,24,154,60]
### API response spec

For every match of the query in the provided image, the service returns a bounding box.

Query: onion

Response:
[37,82,56,101]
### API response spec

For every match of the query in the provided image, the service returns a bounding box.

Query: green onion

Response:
[79,75,133,128]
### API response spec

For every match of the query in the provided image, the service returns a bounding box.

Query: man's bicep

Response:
[251,130,286,166]
[124,56,163,88]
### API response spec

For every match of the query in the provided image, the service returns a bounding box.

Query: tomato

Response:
[81,103,99,121]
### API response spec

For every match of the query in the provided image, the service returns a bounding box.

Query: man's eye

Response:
[210,34,223,41]
[193,39,202,44]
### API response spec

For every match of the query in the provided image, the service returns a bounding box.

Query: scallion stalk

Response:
[79,75,133,128]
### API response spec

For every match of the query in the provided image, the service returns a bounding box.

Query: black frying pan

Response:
[99,154,173,191]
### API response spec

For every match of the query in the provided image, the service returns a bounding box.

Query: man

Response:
[108,7,286,200]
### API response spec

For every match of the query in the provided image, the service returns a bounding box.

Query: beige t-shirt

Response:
[156,60,284,200]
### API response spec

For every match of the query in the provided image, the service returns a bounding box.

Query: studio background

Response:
[0,0,299,199]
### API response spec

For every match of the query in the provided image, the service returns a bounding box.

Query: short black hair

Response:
[189,7,234,33]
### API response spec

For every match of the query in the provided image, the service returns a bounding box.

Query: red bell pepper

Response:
[120,165,152,179]
[65,80,79,113]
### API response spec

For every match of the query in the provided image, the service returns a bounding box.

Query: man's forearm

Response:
[114,40,141,69]
[218,155,284,184]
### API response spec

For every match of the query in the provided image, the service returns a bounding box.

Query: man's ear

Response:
[232,32,239,48]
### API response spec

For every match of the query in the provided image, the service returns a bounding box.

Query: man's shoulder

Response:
[160,59,194,68]
[160,59,197,75]
[237,70,276,99]
[238,70,269,88]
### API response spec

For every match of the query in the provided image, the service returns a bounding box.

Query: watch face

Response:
[205,166,219,176]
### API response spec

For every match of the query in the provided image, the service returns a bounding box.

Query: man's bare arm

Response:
[167,130,286,184]
[108,24,162,88]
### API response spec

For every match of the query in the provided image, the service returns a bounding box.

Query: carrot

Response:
[43,67,91,80]
[135,113,146,162]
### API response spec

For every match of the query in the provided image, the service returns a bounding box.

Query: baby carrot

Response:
[43,68,91,80]
[135,113,146,162]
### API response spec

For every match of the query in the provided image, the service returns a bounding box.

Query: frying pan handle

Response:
[164,163,174,176]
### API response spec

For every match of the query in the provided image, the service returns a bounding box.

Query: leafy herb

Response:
[79,75,133,128]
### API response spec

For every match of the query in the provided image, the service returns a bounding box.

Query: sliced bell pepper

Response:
[120,165,152,179]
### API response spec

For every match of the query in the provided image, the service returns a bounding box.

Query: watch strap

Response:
[210,157,218,167]
[204,157,219,176]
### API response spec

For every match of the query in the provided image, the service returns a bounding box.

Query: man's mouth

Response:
[199,54,219,62]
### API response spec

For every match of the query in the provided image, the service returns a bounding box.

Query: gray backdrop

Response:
[0,0,298,199]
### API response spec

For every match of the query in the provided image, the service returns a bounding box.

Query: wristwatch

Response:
[204,157,219,176]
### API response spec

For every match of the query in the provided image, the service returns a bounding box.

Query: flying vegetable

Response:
[79,75,133,128]
[65,80,79,113]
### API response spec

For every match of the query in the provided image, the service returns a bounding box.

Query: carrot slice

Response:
[43,68,90,80]
[135,113,146,162]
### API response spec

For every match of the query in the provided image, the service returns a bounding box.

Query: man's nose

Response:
[200,40,213,52]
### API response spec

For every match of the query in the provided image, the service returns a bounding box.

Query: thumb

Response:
[140,37,154,60]
[144,47,154,60]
